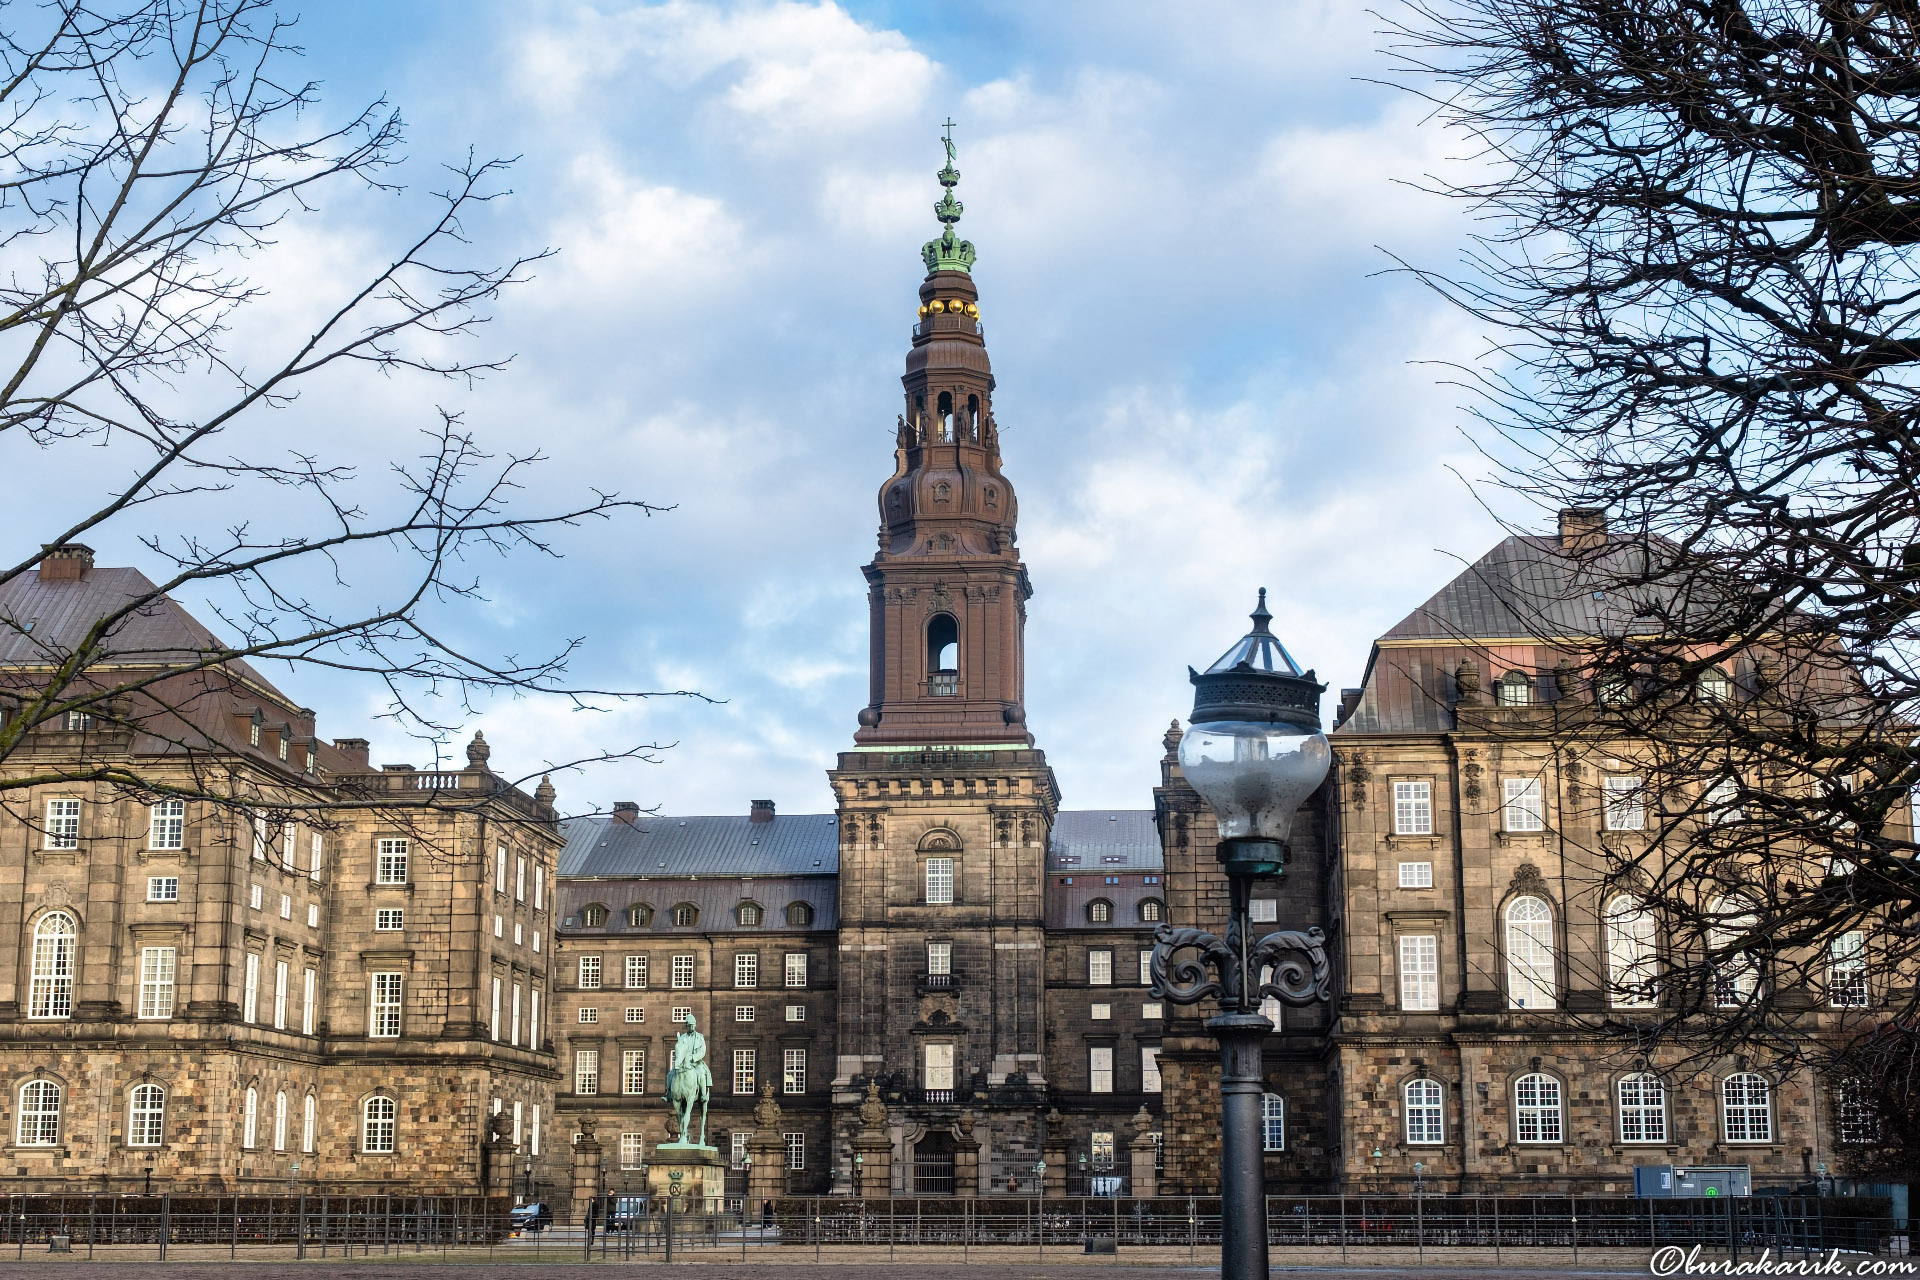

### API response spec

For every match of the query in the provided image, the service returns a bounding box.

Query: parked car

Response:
[509,1202,552,1233]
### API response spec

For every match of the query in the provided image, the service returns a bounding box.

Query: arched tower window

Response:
[29,911,76,1019]
[966,394,979,441]
[927,615,958,697]
[937,391,953,442]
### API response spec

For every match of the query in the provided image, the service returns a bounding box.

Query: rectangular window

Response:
[1830,930,1869,1008]
[1091,1129,1116,1171]
[735,953,758,989]
[625,1006,644,1023]
[623,1049,647,1095]
[927,942,952,975]
[302,968,316,1035]
[494,914,503,938]
[620,1133,645,1170]
[1263,1097,1286,1151]
[1089,1046,1114,1093]
[149,800,186,850]
[1503,777,1545,832]
[1142,1046,1162,1093]
[279,894,291,920]
[250,883,262,911]
[514,921,523,946]
[511,983,522,1046]
[671,954,695,988]
[273,960,288,1029]
[513,1100,523,1146]
[1088,949,1112,986]
[1140,950,1154,986]
[147,876,179,902]
[786,1004,806,1021]
[784,1132,805,1171]
[784,1047,806,1094]
[575,1049,599,1095]
[307,903,319,928]
[370,972,403,1037]
[1143,1002,1163,1018]
[495,847,507,893]
[1393,780,1433,835]
[66,710,93,731]
[1398,935,1440,1011]
[1618,1074,1668,1143]
[578,955,602,990]
[534,866,544,910]
[578,1007,598,1023]
[533,931,541,953]
[1399,861,1433,889]
[735,1004,754,1022]
[785,952,807,987]
[376,838,408,884]
[731,1131,750,1170]
[1090,1002,1111,1020]
[1248,898,1277,922]
[243,952,260,1022]
[672,1006,692,1023]
[924,1042,955,1091]
[491,977,503,1039]
[251,812,268,860]
[530,989,540,1042]
[516,856,526,901]
[310,833,323,881]
[733,1048,756,1095]
[925,857,954,904]
[42,802,80,852]
[1604,776,1646,831]
[624,955,648,988]
[138,947,175,1019]
[375,907,404,931]
[531,1105,542,1157]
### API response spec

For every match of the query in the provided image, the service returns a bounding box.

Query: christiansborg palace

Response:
[0,154,1881,1209]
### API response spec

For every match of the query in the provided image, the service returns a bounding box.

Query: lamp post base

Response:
[1206,1010,1272,1280]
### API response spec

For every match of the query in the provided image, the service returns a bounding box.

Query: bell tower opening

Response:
[937,391,954,443]
[928,614,959,697]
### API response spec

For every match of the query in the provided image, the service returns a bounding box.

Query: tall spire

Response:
[922,118,976,275]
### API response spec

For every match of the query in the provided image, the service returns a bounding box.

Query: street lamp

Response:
[1371,1145,1384,1193]
[853,1153,864,1198]
[1032,1159,1045,1197]
[1151,591,1334,1280]
[523,1157,533,1206]
[143,1164,153,1197]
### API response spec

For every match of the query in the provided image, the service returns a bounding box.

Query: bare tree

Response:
[0,1,692,826]
[1390,0,1920,1175]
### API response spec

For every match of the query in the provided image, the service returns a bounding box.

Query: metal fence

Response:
[0,1191,1900,1263]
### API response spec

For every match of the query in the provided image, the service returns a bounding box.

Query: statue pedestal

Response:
[649,1143,727,1214]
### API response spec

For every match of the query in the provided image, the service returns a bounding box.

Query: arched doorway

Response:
[913,1130,958,1195]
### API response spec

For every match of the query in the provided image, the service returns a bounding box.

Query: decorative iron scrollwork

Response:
[1150,921,1333,1014]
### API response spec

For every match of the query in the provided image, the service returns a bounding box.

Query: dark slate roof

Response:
[1047,810,1161,873]
[558,812,841,878]
[1382,535,1623,642]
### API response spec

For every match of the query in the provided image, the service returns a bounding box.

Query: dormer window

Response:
[277,728,290,761]
[248,714,261,747]
[1698,668,1731,701]
[1497,672,1532,706]
[581,904,609,928]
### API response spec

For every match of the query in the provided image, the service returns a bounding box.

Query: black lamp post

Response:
[523,1157,533,1205]
[143,1164,153,1197]
[853,1153,864,1198]
[1150,591,1334,1280]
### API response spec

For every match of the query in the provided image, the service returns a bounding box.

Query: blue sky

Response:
[12,1,1523,816]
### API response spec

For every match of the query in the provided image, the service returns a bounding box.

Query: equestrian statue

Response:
[663,1011,713,1148]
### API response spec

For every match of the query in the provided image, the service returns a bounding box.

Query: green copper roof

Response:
[922,120,976,274]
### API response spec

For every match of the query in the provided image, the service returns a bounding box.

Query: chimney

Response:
[38,544,95,582]
[749,799,775,824]
[1337,688,1363,725]
[612,801,640,825]
[330,738,371,770]
[1558,507,1607,552]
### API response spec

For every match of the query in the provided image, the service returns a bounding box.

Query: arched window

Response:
[671,903,698,928]
[1710,895,1759,1007]
[274,1090,288,1150]
[966,394,980,441]
[1261,1094,1285,1151]
[1604,895,1658,1008]
[1698,668,1731,701]
[128,1083,166,1147]
[362,1095,397,1153]
[737,902,762,927]
[581,904,609,928]
[1086,899,1112,924]
[1514,1073,1563,1143]
[302,1094,317,1153]
[1722,1073,1772,1143]
[1497,671,1532,706]
[927,615,958,697]
[1504,896,1555,1009]
[1138,898,1164,924]
[1705,776,1742,823]
[936,391,953,442]
[625,904,652,928]
[17,1080,61,1145]
[242,1087,258,1148]
[28,911,76,1019]
[1616,1073,1667,1143]
[785,902,813,927]
[1404,1078,1444,1144]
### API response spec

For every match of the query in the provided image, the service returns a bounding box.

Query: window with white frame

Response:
[279,893,291,920]
[620,1133,645,1169]
[1706,775,1742,822]
[1504,896,1556,1009]
[491,978,503,1037]
[735,1005,754,1022]
[507,983,519,1045]
[733,1048,756,1095]
[1089,1045,1114,1093]
[273,960,288,1029]
[1090,1130,1116,1171]
[249,883,262,911]
[494,915,503,938]
[66,710,94,731]
[1091,1003,1111,1020]
[1404,1078,1444,1144]
[149,800,185,850]
[1140,949,1154,986]
[927,942,951,976]
[375,908,403,932]
[1393,780,1432,834]
[1604,776,1645,831]
[138,946,175,1019]
[250,812,268,860]
[1398,935,1439,1011]
[671,954,694,988]
[369,972,402,1037]
[1143,1002,1163,1018]
[1088,949,1112,985]
[1722,1073,1772,1142]
[1829,930,1869,1007]
[307,903,319,928]
[625,955,648,988]
[303,969,316,1036]
[495,847,507,894]
[513,1100,523,1146]
[534,866,544,910]
[731,1131,750,1170]
[671,1006,691,1023]
[1711,895,1760,1007]
[531,1105,542,1157]
[735,953,758,989]
[784,1047,806,1094]
[924,1042,954,1091]
[45,798,80,849]
[1248,898,1277,922]
[925,857,954,904]
[575,1049,599,1095]
[785,1131,805,1170]
[274,1090,288,1150]
[623,1049,646,1095]
[242,952,259,1022]
[1605,895,1658,1008]
[1502,777,1545,832]
[578,1007,598,1024]
[129,1083,165,1146]
[362,1096,396,1153]
[1514,1073,1563,1143]
[516,856,526,901]
[578,955,602,989]
[147,876,178,902]
[1142,1045,1162,1092]
[375,839,408,884]
[530,989,540,1041]
[1261,1094,1285,1150]
[1399,861,1433,888]
[243,1087,258,1147]
[303,1094,316,1153]
[16,1080,60,1145]
[1617,1073,1667,1143]
[626,1007,644,1023]
[786,1004,805,1021]
[785,953,807,987]
[310,833,324,880]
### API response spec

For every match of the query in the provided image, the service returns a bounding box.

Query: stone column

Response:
[570,1120,603,1221]
[1042,1108,1069,1200]
[481,1111,518,1199]
[747,1085,788,1212]
[851,1081,891,1199]
[954,1111,980,1197]
[1128,1106,1159,1199]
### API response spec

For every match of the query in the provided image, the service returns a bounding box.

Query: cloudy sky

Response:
[15,0,1528,816]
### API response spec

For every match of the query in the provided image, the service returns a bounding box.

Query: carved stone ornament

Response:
[43,883,72,909]
[753,1082,784,1131]
[929,581,953,612]
[1345,750,1371,811]
[859,1081,888,1132]
[995,815,1012,845]
[885,587,919,605]
[867,814,884,845]
[1509,862,1548,896]
[487,1109,511,1142]
[1461,749,1484,805]
[1019,816,1035,844]
[1130,1105,1154,1140]
[956,1108,975,1137]
[919,829,960,853]
[576,1115,597,1142]
[1455,658,1483,704]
